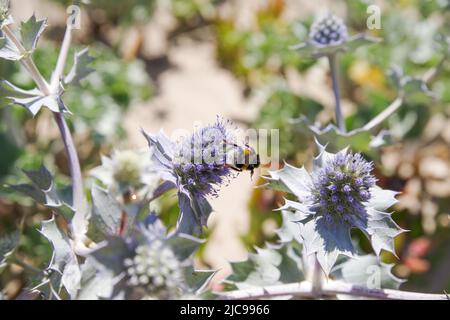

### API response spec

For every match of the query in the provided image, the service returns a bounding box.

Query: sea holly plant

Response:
[219,142,447,300]
[218,14,448,300]
[290,13,380,60]
[82,214,215,300]
[90,149,160,200]
[142,118,239,236]
[289,13,447,153]
[291,13,380,134]
[263,141,405,275]
[0,7,89,246]
[0,4,449,301]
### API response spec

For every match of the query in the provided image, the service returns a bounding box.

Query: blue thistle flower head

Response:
[309,13,348,47]
[89,214,211,299]
[265,141,405,275]
[290,12,380,58]
[310,150,376,225]
[172,119,235,198]
[142,118,238,235]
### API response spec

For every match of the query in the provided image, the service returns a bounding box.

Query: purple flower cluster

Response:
[309,14,348,47]
[173,119,236,197]
[310,150,376,224]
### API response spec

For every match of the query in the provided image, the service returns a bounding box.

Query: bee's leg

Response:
[225,164,242,172]
[223,139,240,148]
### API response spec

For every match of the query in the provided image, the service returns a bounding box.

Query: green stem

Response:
[328,54,346,133]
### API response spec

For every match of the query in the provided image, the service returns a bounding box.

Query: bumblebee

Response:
[224,139,261,178]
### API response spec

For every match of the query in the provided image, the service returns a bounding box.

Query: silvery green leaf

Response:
[40,218,71,274]
[368,187,399,211]
[183,267,216,293]
[312,138,338,168]
[8,166,74,221]
[388,66,435,99]
[10,183,74,221]
[40,217,81,298]
[62,262,82,299]
[177,192,212,236]
[278,199,313,217]
[266,164,312,202]
[0,80,67,115]
[291,116,390,153]
[276,210,305,244]
[290,33,380,58]
[290,40,347,58]
[0,230,20,270]
[23,165,52,190]
[369,130,391,149]
[288,41,317,56]
[0,33,20,60]
[401,77,436,99]
[332,254,405,292]
[142,129,175,167]
[226,245,304,290]
[272,244,305,284]
[90,185,122,238]
[258,176,291,193]
[363,208,405,256]
[167,233,204,262]
[20,14,47,52]
[389,112,418,139]
[345,33,381,51]
[89,237,130,275]
[229,248,281,289]
[76,257,114,300]
[30,270,62,300]
[300,217,355,275]
[65,48,95,86]
[9,183,46,204]
[309,124,373,153]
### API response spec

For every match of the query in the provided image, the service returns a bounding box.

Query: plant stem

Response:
[328,53,346,133]
[1,22,87,240]
[361,97,403,132]
[360,54,447,133]
[306,254,322,297]
[50,24,87,238]
[50,25,72,91]
[219,280,449,300]
[53,112,86,236]
[311,256,323,296]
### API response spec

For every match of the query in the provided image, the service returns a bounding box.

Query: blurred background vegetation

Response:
[1,0,449,298]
